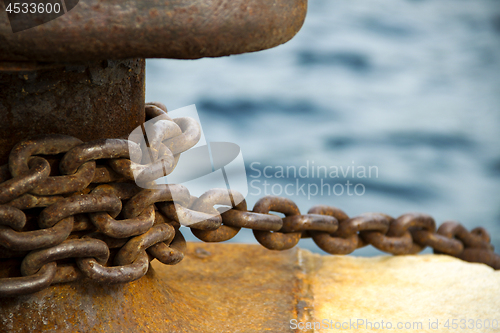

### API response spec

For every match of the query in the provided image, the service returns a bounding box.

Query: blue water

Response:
[146,0,500,256]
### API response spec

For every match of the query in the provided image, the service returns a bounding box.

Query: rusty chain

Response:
[0,102,498,298]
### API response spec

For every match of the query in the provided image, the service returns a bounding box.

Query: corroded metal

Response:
[89,204,155,238]
[252,196,302,250]
[1,108,499,299]
[189,188,246,241]
[0,58,146,164]
[0,243,308,332]
[3,243,496,333]
[0,215,74,251]
[0,0,308,62]
[0,157,51,203]
[221,209,283,230]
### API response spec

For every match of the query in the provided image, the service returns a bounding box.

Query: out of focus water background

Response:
[146,0,500,256]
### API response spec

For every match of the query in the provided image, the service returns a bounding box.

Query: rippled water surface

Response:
[146,0,500,255]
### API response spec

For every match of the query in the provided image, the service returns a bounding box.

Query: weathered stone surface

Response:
[302,253,500,333]
[0,243,498,332]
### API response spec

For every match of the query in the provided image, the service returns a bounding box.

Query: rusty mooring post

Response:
[0,0,307,163]
[1,2,499,332]
[0,59,146,164]
[0,1,307,331]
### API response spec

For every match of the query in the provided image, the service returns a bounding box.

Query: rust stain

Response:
[0,243,311,332]
[0,59,146,164]
[0,0,307,62]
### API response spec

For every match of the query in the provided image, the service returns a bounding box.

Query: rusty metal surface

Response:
[0,106,499,298]
[2,243,499,333]
[0,243,307,332]
[0,0,308,62]
[0,58,145,164]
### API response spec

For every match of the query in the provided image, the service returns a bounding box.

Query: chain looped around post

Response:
[0,102,498,298]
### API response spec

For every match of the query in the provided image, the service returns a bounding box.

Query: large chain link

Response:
[0,102,498,297]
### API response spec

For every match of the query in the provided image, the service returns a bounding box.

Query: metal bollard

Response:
[0,1,307,331]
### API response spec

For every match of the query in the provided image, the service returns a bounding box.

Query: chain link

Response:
[0,102,498,298]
